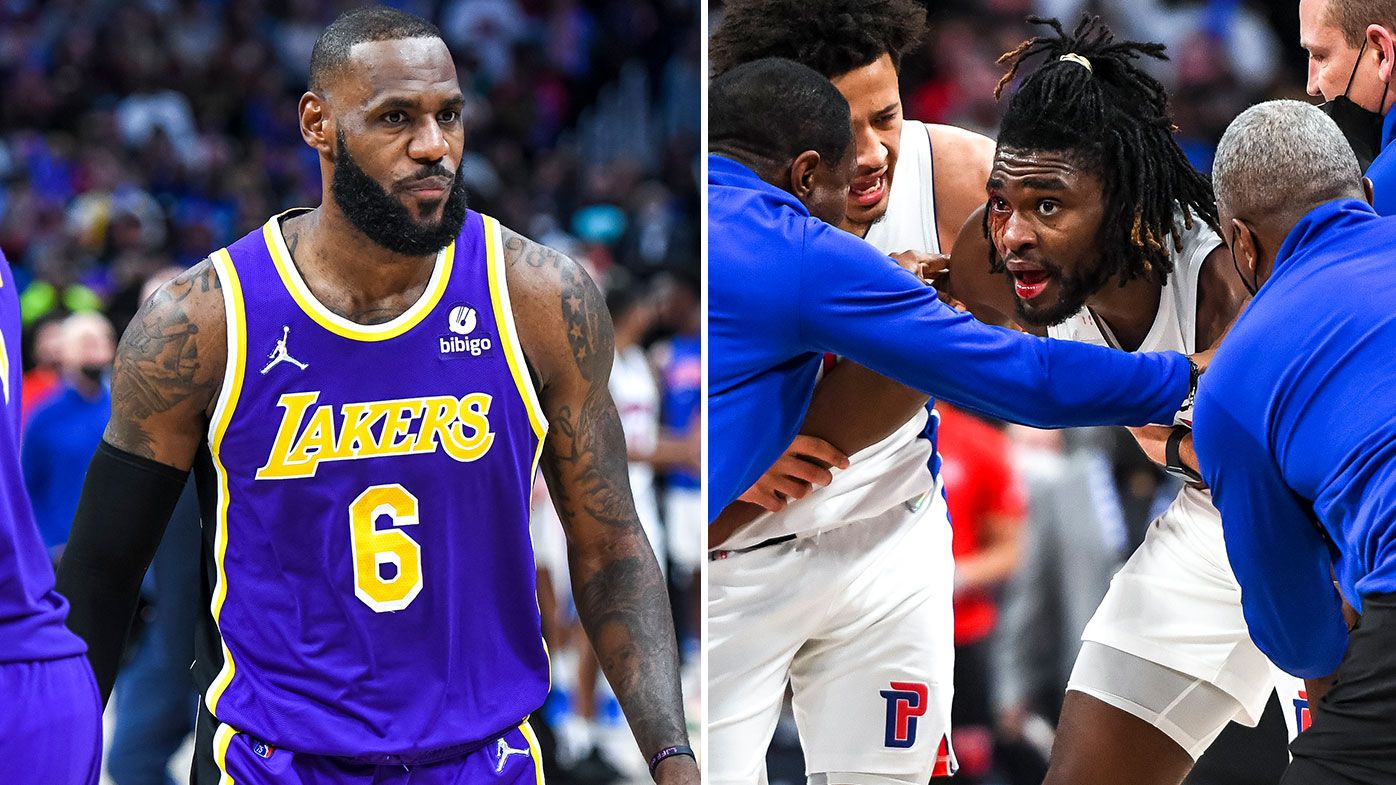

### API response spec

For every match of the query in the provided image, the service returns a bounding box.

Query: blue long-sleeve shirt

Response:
[707,155,1190,517]
[1193,198,1396,678]
[21,383,110,551]
[1366,108,1396,216]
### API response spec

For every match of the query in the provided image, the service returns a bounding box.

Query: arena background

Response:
[0,1,700,783]
[707,0,1314,783]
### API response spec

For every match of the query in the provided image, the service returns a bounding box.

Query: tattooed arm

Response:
[101,259,226,463]
[503,228,696,783]
[55,260,225,702]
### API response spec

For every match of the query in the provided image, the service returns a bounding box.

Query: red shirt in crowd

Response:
[936,403,1025,645]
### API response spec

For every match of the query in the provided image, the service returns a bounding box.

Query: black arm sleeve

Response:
[54,439,189,705]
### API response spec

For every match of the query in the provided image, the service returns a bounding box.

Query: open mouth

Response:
[1010,269,1053,301]
[849,170,887,208]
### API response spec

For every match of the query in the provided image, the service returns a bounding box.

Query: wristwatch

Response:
[1165,424,1203,484]
[1180,356,1201,412]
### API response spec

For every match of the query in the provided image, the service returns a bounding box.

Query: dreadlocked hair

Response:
[989,15,1218,289]
[709,0,927,78]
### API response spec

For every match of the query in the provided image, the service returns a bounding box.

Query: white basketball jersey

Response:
[866,120,942,257]
[1048,216,1218,421]
[611,344,662,541]
[612,343,659,472]
[1049,215,1222,527]
[1046,217,1216,356]
[724,120,942,550]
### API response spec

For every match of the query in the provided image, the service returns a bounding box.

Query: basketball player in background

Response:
[606,273,673,568]
[54,7,695,784]
[652,270,702,652]
[707,1,998,781]
[0,246,101,783]
[933,17,1305,785]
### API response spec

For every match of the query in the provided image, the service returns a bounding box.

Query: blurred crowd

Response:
[0,0,698,339]
[0,0,699,783]
[897,0,1306,172]
[748,1,1313,784]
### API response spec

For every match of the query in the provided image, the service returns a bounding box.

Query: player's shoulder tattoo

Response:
[501,226,568,271]
[106,256,227,459]
[500,226,614,385]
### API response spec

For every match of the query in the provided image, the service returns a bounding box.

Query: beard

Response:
[1011,257,1113,329]
[330,131,469,256]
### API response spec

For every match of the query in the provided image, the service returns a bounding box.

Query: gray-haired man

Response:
[1194,99,1395,784]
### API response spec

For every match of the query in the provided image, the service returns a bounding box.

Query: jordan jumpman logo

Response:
[494,737,530,773]
[260,325,308,375]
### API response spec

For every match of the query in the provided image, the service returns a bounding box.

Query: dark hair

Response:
[710,0,927,78]
[709,58,852,171]
[605,269,647,319]
[991,16,1218,288]
[309,6,444,92]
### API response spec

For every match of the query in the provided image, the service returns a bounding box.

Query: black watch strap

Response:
[1181,357,1201,411]
[1165,425,1203,483]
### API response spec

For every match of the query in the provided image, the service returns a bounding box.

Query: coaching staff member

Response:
[1196,99,1396,785]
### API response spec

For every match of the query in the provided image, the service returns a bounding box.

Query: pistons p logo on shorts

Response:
[1294,690,1312,733]
[879,681,929,748]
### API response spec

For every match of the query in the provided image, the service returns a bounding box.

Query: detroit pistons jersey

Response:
[194,209,549,761]
[1048,214,1223,545]
[1046,214,1215,357]
[0,251,85,663]
[723,120,943,549]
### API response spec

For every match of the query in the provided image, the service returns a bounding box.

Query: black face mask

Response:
[1321,39,1389,172]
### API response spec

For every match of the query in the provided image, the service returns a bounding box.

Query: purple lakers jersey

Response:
[0,252,86,663]
[195,210,549,761]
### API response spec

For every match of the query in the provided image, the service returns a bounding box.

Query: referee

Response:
[1196,99,1396,784]
[707,57,1201,514]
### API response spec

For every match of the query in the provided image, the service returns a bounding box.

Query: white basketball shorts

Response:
[1068,487,1307,757]
[708,492,957,785]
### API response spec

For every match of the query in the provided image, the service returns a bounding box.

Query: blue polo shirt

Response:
[1194,198,1396,678]
[707,154,1190,517]
[1367,108,1396,216]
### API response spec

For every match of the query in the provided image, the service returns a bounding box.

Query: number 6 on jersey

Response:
[350,484,423,612]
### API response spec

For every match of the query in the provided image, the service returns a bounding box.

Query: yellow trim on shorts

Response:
[205,249,246,716]
[213,722,238,785]
[520,719,546,784]
[261,211,455,342]
[483,215,548,445]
